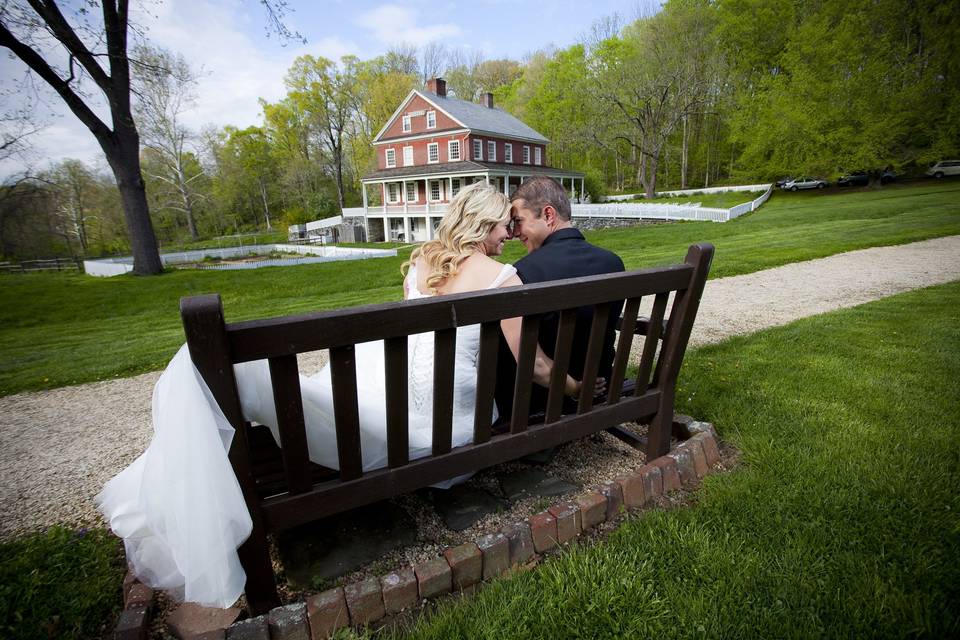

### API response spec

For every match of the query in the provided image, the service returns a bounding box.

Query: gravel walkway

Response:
[2,235,959,541]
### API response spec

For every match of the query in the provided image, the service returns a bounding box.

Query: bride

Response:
[97,182,586,608]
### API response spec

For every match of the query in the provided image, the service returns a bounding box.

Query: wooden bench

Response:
[180,242,713,614]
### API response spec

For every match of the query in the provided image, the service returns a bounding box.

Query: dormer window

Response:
[535,147,542,165]
[426,111,436,129]
[487,140,496,162]
[402,115,411,132]
[504,143,513,163]
[385,148,396,168]
[448,139,461,161]
[523,145,530,164]
[427,142,439,164]
[473,139,483,160]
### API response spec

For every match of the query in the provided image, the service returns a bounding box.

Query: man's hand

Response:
[593,377,608,398]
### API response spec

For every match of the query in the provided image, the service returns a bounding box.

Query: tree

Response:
[133,44,204,239]
[284,55,359,210]
[0,1,301,274]
[593,7,714,197]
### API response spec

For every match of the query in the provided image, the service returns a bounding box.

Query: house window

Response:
[535,147,542,165]
[426,110,436,129]
[429,180,441,202]
[403,146,413,166]
[487,140,496,162]
[387,183,400,203]
[448,139,461,161]
[427,142,439,164]
[402,115,411,133]
[473,139,483,160]
[504,144,513,163]
[385,148,396,168]
[522,145,530,164]
[405,182,417,202]
[451,178,462,196]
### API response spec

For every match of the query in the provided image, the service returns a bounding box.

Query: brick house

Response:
[359,78,585,242]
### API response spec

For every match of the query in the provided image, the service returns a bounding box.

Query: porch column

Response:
[580,178,585,202]
[504,172,511,195]
[485,174,490,185]
[403,216,411,243]
[403,181,408,214]
[449,177,454,202]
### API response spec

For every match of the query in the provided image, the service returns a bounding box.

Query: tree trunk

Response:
[681,114,689,190]
[644,152,658,199]
[258,177,272,230]
[175,166,199,240]
[107,135,163,275]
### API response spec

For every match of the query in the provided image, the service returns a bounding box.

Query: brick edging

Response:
[116,420,722,639]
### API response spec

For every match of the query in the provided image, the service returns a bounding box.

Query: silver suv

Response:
[926,161,960,178]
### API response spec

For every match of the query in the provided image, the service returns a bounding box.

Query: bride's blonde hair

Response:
[402,182,511,293]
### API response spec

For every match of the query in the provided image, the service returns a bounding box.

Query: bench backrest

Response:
[181,243,712,532]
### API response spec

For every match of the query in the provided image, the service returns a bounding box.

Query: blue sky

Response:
[1,0,654,176]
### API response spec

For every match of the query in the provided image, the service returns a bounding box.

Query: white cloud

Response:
[355,4,461,47]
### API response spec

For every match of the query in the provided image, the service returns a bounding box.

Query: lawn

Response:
[384,281,960,639]
[1,181,958,396]
[624,189,764,208]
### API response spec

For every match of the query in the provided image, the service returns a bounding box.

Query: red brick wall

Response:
[379,134,471,169]
[380,94,461,140]
[465,135,546,167]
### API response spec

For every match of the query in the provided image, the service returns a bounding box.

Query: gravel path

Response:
[2,235,959,541]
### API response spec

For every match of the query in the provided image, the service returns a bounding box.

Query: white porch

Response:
[359,171,586,242]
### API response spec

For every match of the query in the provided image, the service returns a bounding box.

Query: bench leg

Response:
[239,525,281,616]
[646,394,674,461]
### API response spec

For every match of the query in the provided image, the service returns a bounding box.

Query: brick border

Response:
[115,421,722,639]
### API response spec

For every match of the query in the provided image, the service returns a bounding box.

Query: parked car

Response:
[782,177,828,191]
[880,169,896,184]
[926,160,960,178]
[837,173,869,187]
[775,176,794,188]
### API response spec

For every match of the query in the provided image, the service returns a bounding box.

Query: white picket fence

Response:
[578,184,773,223]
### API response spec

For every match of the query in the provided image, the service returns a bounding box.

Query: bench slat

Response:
[432,328,456,455]
[545,308,577,424]
[510,315,541,433]
[260,391,661,531]
[608,297,642,405]
[384,337,409,468]
[636,292,669,393]
[226,266,693,361]
[472,321,500,444]
[330,345,363,480]
[267,355,313,495]
[577,304,612,414]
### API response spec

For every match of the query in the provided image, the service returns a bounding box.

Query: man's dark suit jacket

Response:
[494,227,625,419]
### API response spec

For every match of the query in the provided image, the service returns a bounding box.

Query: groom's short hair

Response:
[510,175,571,221]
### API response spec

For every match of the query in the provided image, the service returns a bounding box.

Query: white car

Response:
[782,177,828,191]
[926,160,960,178]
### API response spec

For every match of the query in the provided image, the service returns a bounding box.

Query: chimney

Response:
[425,77,446,97]
[482,92,494,109]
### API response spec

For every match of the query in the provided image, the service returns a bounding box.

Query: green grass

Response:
[1,181,958,396]
[384,281,960,639]
[0,526,124,640]
[625,190,763,208]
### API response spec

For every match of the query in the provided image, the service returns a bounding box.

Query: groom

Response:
[494,175,625,421]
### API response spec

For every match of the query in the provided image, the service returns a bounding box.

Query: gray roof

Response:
[384,91,549,143]
[362,160,582,181]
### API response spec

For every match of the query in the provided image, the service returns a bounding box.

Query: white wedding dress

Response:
[97,263,516,608]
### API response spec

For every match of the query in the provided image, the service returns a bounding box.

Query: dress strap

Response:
[487,264,518,289]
